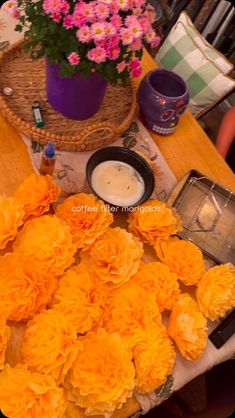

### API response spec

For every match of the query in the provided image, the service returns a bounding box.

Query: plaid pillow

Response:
[156,12,235,118]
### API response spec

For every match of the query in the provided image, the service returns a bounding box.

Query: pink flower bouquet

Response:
[3,0,160,83]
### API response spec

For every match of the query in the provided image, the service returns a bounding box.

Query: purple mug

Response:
[138,69,189,135]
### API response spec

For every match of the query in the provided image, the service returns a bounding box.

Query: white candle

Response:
[91,160,145,206]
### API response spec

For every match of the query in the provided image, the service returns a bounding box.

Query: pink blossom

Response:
[125,15,138,27]
[151,35,161,48]
[76,25,92,43]
[52,12,62,23]
[117,61,127,73]
[143,9,156,24]
[60,0,70,15]
[133,0,145,7]
[120,28,134,45]
[87,46,107,63]
[128,22,142,39]
[95,3,109,21]
[129,58,142,77]
[43,0,66,16]
[2,0,19,17]
[110,34,121,45]
[105,22,117,38]
[73,10,88,28]
[68,52,80,66]
[110,14,122,28]
[91,22,106,41]
[74,2,94,23]
[115,0,129,11]
[145,30,160,46]
[139,17,151,34]
[133,7,142,18]
[63,14,74,29]
[131,38,142,51]
[107,45,121,60]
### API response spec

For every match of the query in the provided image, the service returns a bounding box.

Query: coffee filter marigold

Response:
[155,238,205,286]
[14,173,60,221]
[56,193,113,249]
[0,252,57,322]
[21,310,78,385]
[133,323,176,393]
[131,261,180,312]
[80,227,143,286]
[128,200,182,245]
[102,281,161,349]
[0,364,65,418]
[13,215,76,276]
[0,196,24,250]
[52,264,102,334]
[66,329,135,416]
[196,264,235,320]
[168,293,208,360]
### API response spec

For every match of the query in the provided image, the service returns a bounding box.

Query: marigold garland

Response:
[168,293,208,360]
[102,281,161,349]
[13,215,76,276]
[0,196,24,250]
[155,238,205,286]
[196,264,235,320]
[80,227,143,286]
[0,364,65,418]
[66,329,135,416]
[131,261,180,312]
[21,310,78,385]
[56,193,113,249]
[128,200,182,245]
[52,264,102,334]
[14,173,60,221]
[133,323,176,393]
[0,252,57,322]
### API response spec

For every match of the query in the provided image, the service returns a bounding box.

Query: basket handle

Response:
[80,123,115,144]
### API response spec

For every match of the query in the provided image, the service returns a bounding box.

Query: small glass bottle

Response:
[39,142,56,176]
[32,102,45,128]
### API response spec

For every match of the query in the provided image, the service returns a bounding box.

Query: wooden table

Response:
[0,46,235,418]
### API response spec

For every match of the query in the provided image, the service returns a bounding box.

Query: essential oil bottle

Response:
[39,142,56,176]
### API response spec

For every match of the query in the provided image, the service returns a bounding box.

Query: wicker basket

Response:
[0,40,137,151]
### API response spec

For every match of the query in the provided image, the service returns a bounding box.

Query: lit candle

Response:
[91,160,145,207]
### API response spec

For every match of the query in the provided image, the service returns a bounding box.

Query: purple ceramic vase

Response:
[138,69,189,135]
[46,59,108,120]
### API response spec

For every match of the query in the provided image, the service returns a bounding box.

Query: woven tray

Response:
[0,40,136,151]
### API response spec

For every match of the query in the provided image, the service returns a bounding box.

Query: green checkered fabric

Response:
[156,12,235,118]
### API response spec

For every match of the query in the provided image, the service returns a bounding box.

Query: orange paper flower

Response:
[80,227,143,286]
[0,308,11,370]
[21,310,78,384]
[0,252,57,322]
[66,329,135,416]
[196,264,235,320]
[133,323,176,393]
[155,238,205,286]
[102,281,161,348]
[128,200,182,245]
[131,261,180,312]
[13,215,76,276]
[168,293,208,360]
[52,264,102,334]
[14,173,60,221]
[0,196,24,250]
[56,193,113,249]
[0,364,65,418]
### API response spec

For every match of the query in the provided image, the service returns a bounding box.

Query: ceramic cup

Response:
[138,69,189,135]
